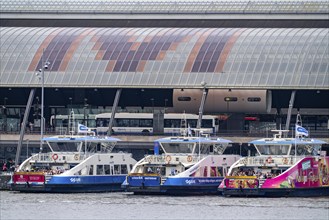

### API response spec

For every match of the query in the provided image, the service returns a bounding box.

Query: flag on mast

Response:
[295,125,308,137]
[78,123,89,133]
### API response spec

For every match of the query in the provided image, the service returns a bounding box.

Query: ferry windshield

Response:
[161,143,194,154]
[255,145,290,155]
[49,142,80,152]
[289,144,321,156]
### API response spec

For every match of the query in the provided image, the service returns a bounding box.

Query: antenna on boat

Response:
[180,111,187,137]
[68,109,76,136]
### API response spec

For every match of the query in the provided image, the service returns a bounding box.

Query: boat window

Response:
[114,165,120,174]
[256,145,290,155]
[97,165,104,175]
[194,143,211,155]
[121,165,128,174]
[104,165,111,175]
[161,143,194,153]
[290,145,316,156]
[49,142,79,152]
[89,165,94,175]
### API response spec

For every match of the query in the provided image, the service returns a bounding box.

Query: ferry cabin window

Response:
[114,165,120,174]
[97,165,104,175]
[121,165,128,174]
[49,142,79,152]
[89,165,94,175]
[161,143,194,154]
[104,165,111,175]
[194,143,211,155]
[290,145,315,156]
[256,145,289,155]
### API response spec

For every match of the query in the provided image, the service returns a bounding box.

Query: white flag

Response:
[78,124,89,133]
[295,125,308,137]
[188,124,192,136]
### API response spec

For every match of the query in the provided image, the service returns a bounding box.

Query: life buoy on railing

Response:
[52,154,58,161]
[165,155,172,163]
[74,154,79,161]
[282,157,288,165]
[187,155,193,162]
[266,157,272,164]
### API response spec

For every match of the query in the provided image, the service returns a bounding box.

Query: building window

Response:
[178,97,191,101]
[224,97,238,102]
[247,97,261,102]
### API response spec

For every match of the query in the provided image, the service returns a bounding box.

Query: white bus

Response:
[95,112,219,135]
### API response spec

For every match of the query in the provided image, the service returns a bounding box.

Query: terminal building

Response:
[0,0,328,162]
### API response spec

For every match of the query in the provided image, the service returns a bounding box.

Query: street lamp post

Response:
[36,49,50,153]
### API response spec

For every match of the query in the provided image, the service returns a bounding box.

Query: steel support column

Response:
[15,88,36,166]
[107,88,122,136]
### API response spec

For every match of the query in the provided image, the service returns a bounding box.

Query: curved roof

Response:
[0,27,328,89]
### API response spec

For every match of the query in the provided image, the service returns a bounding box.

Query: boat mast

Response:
[68,109,76,136]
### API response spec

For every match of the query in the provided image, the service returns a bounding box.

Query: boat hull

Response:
[124,176,223,195]
[11,174,127,193]
[219,186,329,197]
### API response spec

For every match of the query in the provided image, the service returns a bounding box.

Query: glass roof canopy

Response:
[1,0,328,14]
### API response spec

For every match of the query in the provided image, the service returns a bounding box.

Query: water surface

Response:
[1,191,328,220]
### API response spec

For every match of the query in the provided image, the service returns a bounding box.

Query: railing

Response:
[1,129,329,138]
[1,0,328,14]
[237,156,303,167]
[142,154,202,164]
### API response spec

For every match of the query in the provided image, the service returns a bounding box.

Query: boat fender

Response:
[74,154,79,161]
[166,155,172,163]
[52,154,58,161]
[282,157,288,165]
[266,157,272,164]
[187,155,193,162]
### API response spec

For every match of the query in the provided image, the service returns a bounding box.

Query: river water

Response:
[1,191,328,220]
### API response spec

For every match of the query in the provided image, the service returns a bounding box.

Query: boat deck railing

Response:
[143,154,205,164]
[29,152,91,163]
[237,156,304,167]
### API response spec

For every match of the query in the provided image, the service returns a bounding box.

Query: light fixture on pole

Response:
[35,49,50,153]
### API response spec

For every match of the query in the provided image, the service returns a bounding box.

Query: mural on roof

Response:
[28,28,243,74]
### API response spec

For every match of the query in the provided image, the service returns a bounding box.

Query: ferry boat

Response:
[218,129,328,197]
[11,135,137,193]
[122,135,240,195]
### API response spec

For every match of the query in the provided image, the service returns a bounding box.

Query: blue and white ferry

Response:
[12,135,137,193]
[122,135,240,195]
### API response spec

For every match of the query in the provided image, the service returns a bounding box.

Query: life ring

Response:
[165,155,172,163]
[74,154,79,161]
[52,154,58,160]
[187,155,193,162]
[282,157,288,165]
[266,157,272,164]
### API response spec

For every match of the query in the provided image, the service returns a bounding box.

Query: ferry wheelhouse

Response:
[218,130,328,197]
[11,135,137,193]
[122,135,240,195]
